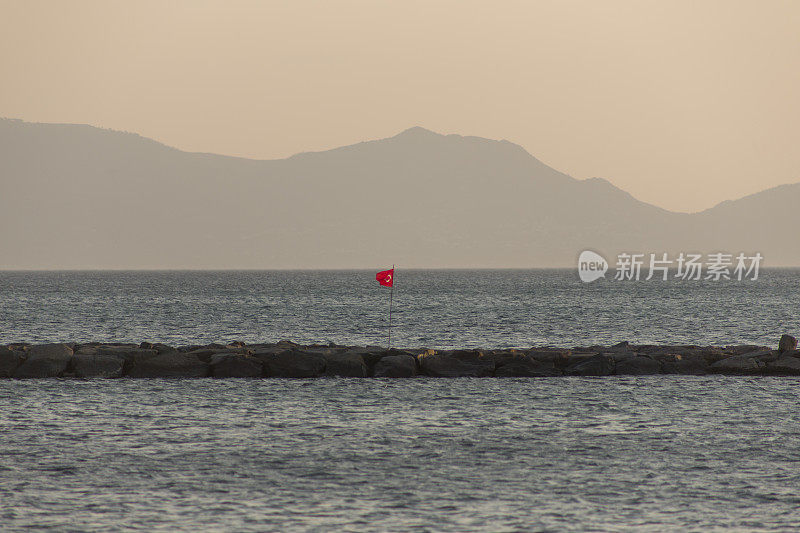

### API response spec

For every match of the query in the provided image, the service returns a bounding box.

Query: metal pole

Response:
[388,265,394,349]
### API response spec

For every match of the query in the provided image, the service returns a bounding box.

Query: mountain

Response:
[0,118,797,268]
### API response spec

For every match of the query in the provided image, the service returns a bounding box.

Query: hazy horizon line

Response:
[1,267,799,273]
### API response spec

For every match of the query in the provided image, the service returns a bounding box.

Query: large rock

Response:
[136,343,178,355]
[607,350,639,363]
[0,347,25,377]
[72,353,125,378]
[180,342,247,354]
[767,355,800,375]
[357,347,403,371]
[615,355,661,375]
[526,349,572,366]
[75,343,137,353]
[698,348,729,365]
[257,350,326,378]
[77,345,158,360]
[210,353,263,378]
[486,349,525,364]
[180,343,228,352]
[324,352,367,377]
[120,350,161,373]
[418,350,495,377]
[710,353,767,374]
[648,347,727,367]
[137,342,175,354]
[184,346,250,362]
[725,345,768,356]
[564,354,614,376]
[494,354,560,377]
[643,345,702,357]
[251,343,302,358]
[779,335,798,354]
[559,352,599,369]
[77,346,159,374]
[373,355,417,377]
[13,343,73,378]
[127,352,209,378]
[657,353,709,375]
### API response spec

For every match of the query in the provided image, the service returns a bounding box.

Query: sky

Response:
[2,0,799,213]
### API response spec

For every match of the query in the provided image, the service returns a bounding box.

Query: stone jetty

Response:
[1,335,799,379]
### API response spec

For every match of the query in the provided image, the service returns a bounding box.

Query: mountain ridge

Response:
[1,118,797,268]
[3,116,793,213]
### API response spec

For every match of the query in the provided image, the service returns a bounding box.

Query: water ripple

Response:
[1,377,800,531]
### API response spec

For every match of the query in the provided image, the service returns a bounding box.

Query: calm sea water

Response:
[2,270,800,531]
[0,269,798,348]
[2,377,800,531]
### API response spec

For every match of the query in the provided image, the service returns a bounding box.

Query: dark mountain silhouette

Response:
[1,118,797,268]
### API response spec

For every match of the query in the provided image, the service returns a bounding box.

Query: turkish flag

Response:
[376,268,394,287]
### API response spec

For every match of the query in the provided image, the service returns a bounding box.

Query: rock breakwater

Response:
[1,336,799,379]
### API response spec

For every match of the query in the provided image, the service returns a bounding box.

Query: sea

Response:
[1,269,799,531]
[0,269,797,348]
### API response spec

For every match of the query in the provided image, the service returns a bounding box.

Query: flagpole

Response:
[388,264,394,349]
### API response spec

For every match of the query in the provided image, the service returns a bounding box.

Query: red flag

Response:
[376,268,394,287]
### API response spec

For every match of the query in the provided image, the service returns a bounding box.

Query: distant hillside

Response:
[1,118,798,268]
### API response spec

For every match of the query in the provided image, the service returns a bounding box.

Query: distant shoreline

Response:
[2,337,799,379]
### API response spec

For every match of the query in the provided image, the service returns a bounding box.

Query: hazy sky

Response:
[2,0,799,212]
